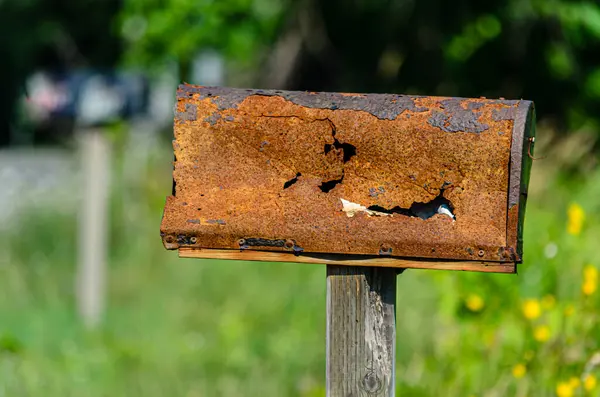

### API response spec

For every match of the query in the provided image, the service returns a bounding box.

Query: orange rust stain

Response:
[161,85,534,268]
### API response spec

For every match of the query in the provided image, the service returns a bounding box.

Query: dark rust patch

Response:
[492,107,517,121]
[242,238,287,248]
[239,238,304,255]
[428,99,489,133]
[179,85,431,120]
[203,112,221,125]
[176,103,197,121]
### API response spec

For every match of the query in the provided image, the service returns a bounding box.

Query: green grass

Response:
[1,143,600,397]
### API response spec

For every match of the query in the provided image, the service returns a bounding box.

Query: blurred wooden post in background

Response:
[76,129,110,328]
[326,266,398,397]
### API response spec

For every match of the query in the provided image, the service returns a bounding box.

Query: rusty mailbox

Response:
[160,85,535,273]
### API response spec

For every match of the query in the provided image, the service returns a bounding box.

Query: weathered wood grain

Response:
[178,248,514,273]
[326,266,398,397]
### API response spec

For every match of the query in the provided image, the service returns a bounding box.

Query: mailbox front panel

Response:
[161,86,535,272]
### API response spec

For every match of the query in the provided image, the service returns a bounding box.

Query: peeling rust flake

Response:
[161,85,536,272]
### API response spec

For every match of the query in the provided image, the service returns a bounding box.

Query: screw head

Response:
[379,247,392,255]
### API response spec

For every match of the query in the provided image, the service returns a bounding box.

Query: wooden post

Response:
[326,265,398,397]
[76,129,110,328]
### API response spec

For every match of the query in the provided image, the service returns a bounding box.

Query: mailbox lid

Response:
[161,86,534,266]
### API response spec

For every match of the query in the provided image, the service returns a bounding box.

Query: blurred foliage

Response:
[1,139,600,395]
[117,0,600,138]
[0,0,121,143]
[1,1,600,395]
[119,0,287,76]
[2,0,600,143]
[305,0,600,137]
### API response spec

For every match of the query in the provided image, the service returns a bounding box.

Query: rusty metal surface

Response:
[161,85,535,270]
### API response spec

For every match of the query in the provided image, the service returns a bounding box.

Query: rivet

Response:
[190,237,197,244]
[379,247,392,255]
[478,249,485,257]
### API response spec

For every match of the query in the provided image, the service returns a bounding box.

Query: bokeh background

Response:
[1,0,600,396]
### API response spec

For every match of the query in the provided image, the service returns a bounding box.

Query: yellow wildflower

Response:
[522,299,542,320]
[534,325,551,342]
[466,294,485,312]
[567,203,585,236]
[569,376,581,389]
[512,363,526,379]
[564,304,575,317]
[584,265,598,282]
[583,280,597,296]
[583,265,598,296]
[542,294,556,310]
[584,374,597,391]
[557,381,574,397]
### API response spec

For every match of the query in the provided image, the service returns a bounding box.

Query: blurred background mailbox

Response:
[161,85,535,274]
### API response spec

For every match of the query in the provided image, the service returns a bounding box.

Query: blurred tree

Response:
[2,0,600,144]
[299,0,600,134]
[120,0,600,136]
[119,0,288,81]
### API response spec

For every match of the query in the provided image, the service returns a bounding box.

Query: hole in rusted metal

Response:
[410,190,455,220]
[283,173,301,189]
[319,120,356,193]
[324,141,356,163]
[341,143,356,163]
[165,236,174,243]
[323,124,356,163]
[319,177,344,193]
[367,205,412,217]
[365,189,455,220]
